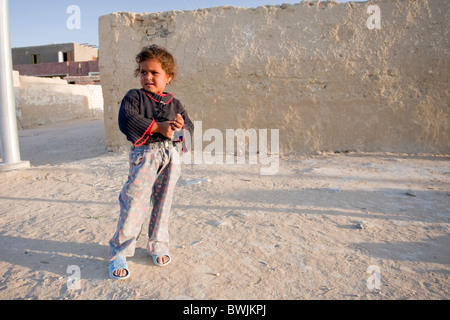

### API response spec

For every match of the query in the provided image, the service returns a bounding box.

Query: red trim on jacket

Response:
[133,119,156,147]
[140,89,174,105]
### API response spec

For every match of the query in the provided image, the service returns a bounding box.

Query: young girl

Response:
[108,45,194,280]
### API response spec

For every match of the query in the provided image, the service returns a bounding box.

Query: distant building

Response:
[12,42,100,85]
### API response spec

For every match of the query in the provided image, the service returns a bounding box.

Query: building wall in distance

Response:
[12,42,98,65]
[13,60,99,78]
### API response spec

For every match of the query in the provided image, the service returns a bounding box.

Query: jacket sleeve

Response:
[180,106,194,152]
[118,91,154,144]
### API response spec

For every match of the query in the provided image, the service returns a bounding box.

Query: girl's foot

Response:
[152,254,172,267]
[156,255,170,265]
[109,256,130,280]
[113,269,128,278]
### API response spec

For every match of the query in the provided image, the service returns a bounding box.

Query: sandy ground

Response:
[0,118,449,300]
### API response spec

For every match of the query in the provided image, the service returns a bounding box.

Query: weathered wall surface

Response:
[14,72,104,128]
[99,0,449,154]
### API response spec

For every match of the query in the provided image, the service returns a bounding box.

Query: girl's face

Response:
[139,59,172,94]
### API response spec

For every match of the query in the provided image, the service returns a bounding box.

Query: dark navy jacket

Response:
[118,88,194,147]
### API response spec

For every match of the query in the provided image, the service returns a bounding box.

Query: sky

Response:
[8,0,364,48]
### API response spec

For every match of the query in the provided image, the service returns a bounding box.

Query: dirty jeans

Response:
[109,144,181,261]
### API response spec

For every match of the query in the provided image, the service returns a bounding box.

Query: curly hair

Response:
[134,44,178,80]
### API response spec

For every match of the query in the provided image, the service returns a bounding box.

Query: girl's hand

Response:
[170,114,184,131]
[153,114,184,139]
[154,121,176,139]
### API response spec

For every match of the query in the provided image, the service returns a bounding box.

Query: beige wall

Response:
[73,43,99,62]
[14,72,104,128]
[99,0,449,155]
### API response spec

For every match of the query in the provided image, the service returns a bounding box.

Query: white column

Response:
[58,51,64,63]
[0,0,29,171]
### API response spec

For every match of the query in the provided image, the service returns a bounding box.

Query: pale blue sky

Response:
[9,0,364,48]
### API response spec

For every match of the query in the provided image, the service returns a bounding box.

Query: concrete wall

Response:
[99,0,449,155]
[13,71,104,128]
